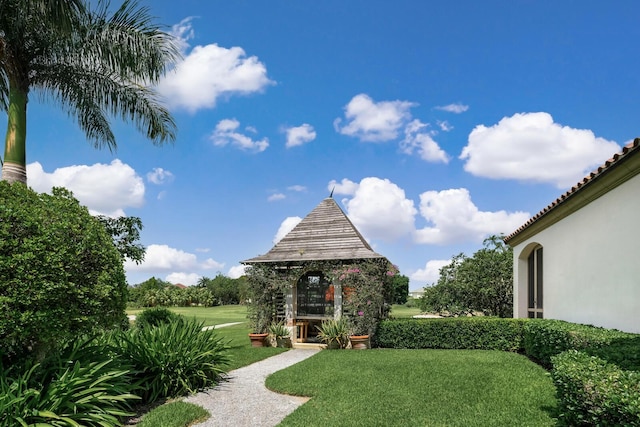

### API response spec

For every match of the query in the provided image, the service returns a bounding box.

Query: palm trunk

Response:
[2,86,28,184]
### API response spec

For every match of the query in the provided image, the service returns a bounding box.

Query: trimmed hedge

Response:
[375,318,526,351]
[552,350,640,426]
[522,319,635,368]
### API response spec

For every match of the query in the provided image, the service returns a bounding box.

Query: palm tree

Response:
[0,0,178,184]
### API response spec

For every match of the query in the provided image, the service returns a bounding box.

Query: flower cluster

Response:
[337,259,393,336]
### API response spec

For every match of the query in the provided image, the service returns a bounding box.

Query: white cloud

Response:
[158,19,273,113]
[328,178,359,196]
[411,260,451,286]
[202,258,225,270]
[437,120,453,132]
[147,167,174,185]
[165,272,201,286]
[414,188,530,245]
[285,124,316,148]
[334,94,415,142]
[342,177,417,242]
[273,216,302,244]
[27,160,144,217]
[435,103,469,113]
[195,248,211,253]
[268,193,286,202]
[125,244,223,274]
[228,264,247,279]
[210,118,269,152]
[400,119,450,163]
[287,185,307,192]
[460,112,621,188]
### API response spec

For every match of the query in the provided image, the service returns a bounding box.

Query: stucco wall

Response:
[512,173,640,334]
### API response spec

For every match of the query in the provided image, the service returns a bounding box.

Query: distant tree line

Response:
[128,274,249,308]
[420,235,513,317]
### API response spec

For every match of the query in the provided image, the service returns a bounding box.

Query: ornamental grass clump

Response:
[0,336,138,427]
[316,318,350,349]
[114,318,230,403]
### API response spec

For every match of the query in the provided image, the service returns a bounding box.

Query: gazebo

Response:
[242,196,393,343]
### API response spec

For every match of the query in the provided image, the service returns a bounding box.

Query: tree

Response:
[0,183,128,364]
[97,215,145,264]
[420,236,514,317]
[1,0,178,184]
[390,274,409,304]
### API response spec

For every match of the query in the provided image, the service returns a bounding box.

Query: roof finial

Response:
[329,186,335,198]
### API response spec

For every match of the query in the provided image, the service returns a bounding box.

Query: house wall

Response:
[512,173,640,334]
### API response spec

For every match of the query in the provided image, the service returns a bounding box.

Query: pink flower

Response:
[358,311,364,316]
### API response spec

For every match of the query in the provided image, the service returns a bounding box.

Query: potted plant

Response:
[316,318,349,349]
[268,321,291,348]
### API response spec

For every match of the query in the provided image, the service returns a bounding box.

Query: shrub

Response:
[135,307,183,330]
[0,183,128,365]
[375,318,526,351]
[523,319,633,368]
[551,350,640,426]
[114,319,230,403]
[0,336,138,427]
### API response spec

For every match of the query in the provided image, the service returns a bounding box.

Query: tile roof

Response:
[242,197,386,264]
[504,138,640,244]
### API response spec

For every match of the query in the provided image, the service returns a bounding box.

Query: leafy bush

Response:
[523,319,634,368]
[0,336,138,427]
[551,350,640,426]
[135,307,183,330]
[0,183,128,365]
[375,318,526,351]
[114,319,230,403]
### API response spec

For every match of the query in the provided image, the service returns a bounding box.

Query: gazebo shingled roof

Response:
[242,197,385,264]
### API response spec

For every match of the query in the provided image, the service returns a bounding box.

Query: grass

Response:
[389,303,422,318]
[266,349,558,427]
[137,401,209,427]
[215,322,287,371]
[127,305,248,327]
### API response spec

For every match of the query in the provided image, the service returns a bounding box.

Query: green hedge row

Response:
[552,350,640,426]
[375,317,526,351]
[522,319,634,368]
[376,317,640,426]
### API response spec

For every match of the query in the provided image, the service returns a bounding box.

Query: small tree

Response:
[0,183,128,364]
[420,236,513,317]
[390,274,409,304]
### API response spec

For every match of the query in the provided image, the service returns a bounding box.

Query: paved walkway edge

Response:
[186,349,320,427]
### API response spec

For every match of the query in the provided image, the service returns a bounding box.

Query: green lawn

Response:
[127,304,248,327]
[389,303,422,318]
[266,349,558,427]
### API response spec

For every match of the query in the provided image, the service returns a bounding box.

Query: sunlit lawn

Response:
[267,349,558,427]
[389,303,422,318]
[126,304,248,327]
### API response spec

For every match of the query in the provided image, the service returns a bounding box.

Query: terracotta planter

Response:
[248,333,268,347]
[349,335,370,350]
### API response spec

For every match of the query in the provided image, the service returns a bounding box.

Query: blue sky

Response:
[6,1,640,290]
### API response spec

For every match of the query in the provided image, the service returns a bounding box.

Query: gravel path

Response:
[185,349,320,427]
